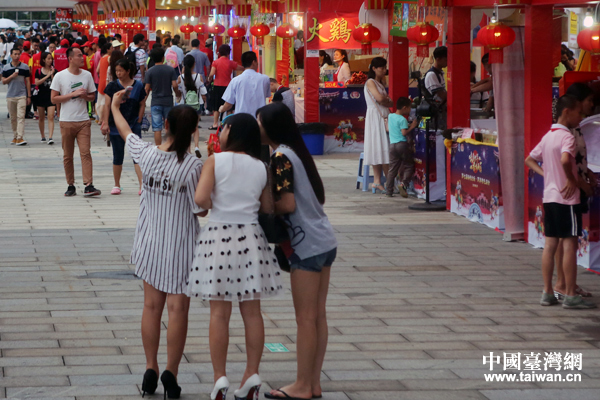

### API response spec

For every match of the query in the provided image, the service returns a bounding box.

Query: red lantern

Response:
[477,22,516,64]
[193,23,207,34]
[108,23,114,29]
[180,23,194,39]
[134,23,145,30]
[352,23,381,55]
[210,23,226,35]
[276,23,296,39]
[406,22,439,58]
[250,23,269,45]
[228,25,246,39]
[83,24,90,30]
[114,23,122,30]
[578,24,600,55]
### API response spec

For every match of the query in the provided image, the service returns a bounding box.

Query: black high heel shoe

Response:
[160,370,181,399]
[141,369,158,397]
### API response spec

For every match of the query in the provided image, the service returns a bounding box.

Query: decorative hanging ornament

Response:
[352,23,381,55]
[180,23,194,39]
[114,23,122,30]
[134,23,145,30]
[578,24,600,55]
[476,22,516,64]
[228,25,246,39]
[406,22,440,58]
[194,23,207,34]
[250,23,269,45]
[276,23,297,39]
[210,23,226,35]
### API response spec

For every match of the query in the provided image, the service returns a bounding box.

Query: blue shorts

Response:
[151,105,172,132]
[110,123,141,165]
[289,248,337,273]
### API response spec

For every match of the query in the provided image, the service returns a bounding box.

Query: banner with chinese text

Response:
[306,12,386,50]
[56,8,73,29]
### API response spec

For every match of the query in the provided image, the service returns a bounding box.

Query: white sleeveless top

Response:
[209,152,267,224]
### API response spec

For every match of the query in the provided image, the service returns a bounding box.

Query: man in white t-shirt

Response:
[424,46,447,129]
[51,47,100,197]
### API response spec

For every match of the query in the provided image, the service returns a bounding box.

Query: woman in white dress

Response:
[364,57,393,193]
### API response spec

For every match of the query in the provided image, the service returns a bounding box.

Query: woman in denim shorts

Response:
[257,103,338,400]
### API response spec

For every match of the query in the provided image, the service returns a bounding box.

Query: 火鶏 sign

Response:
[306,12,385,50]
[56,8,73,29]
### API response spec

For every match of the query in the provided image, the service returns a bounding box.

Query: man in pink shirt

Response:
[525,95,596,309]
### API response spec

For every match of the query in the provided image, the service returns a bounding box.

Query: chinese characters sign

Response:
[56,8,73,29]
[306,12,378,50]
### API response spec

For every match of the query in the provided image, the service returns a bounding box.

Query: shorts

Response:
[151,105,172,132]
[289,248,337,273]
[543,203,582,238]
[211,85,227,112]
[110,123,141,165]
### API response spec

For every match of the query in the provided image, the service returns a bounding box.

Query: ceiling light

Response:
[182,16,186,20]
[175,16,179,20]
[585,7,594,28]
[190,16,194,21]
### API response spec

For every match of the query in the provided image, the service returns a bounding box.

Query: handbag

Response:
[366,79,389,133]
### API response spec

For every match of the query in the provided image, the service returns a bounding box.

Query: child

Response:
[187,113,283,400]
[386,97,418,197]
[525,95,596,309]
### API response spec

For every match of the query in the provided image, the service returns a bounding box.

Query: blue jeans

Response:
[151,105,172,132]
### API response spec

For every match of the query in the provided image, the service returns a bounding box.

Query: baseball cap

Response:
[72,43,80,48]
[23,40,30,49]
[111,39,123,48]
[60,39,69,47]
[92,37,99,44]
[83,41,92,48]
[205,38,213,46]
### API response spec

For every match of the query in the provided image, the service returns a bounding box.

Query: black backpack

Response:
[125,47,142,74]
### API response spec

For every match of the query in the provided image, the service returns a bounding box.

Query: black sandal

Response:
[264,388,311,400]
[208,126,218,130]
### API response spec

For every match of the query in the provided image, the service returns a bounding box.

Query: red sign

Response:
[306,12,384,50]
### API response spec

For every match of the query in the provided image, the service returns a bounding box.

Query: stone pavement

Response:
[1,85,600,400]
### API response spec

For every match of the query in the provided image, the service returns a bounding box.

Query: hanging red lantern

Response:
[352,23,381,55]
[134,23,145,30]
[276,23,296,39]
[228,25,246,39]
[193,23,207,34]
[476,22,516,64]
[83,24,90,30]
[210,23,226,35]
[108,23,114,29]
[250,23,269,45]
[406,22,440,58]
[180,23,194,39]
[578,24,600,55]
[114,23,122,30]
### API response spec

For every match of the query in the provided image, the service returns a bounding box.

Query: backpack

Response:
[165,48,179,71]
[125,47,142,74]
[184,74,200,111]
[423,67,445,103]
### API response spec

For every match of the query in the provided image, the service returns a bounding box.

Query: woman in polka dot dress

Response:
[187,113,282,400]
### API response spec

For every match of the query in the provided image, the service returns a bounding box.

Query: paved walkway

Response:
[1,85,600,400]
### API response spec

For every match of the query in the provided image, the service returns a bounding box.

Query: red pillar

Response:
[446,6,471,210]
[92,3,98,33]
[524,5,553,238]
[232,38,242,64]
[388,36,409,110]
[148,0,156,47]
[304,12,318,123]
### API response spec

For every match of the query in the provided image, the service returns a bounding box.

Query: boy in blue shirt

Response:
[386,97,418,197]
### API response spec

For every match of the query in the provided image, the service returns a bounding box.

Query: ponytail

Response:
[182,54,196,92]
[166,105,198,163]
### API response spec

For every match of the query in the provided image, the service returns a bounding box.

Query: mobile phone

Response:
[123,86,133,101]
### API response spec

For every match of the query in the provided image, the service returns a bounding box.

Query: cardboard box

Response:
[349,55,378,72]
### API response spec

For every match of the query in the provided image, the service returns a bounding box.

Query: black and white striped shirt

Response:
[126,134,203,294]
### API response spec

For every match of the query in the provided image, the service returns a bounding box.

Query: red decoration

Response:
[406,22,440,58]
[210,23,226,35]
[180,23,194,39]
[228,25,246,38]
[193,23,207,34]
[83,24,90,30]
[352,23,381,55]
[250,23,270,45]
[114,23,122,29]
[476,22,516,64]
[134,23,145,30]
[578,24,600,55]
[276,23,297,39]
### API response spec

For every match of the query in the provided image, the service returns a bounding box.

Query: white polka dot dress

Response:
[186,152,283,302]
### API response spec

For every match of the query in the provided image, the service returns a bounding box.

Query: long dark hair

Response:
[115,58,134,80]
[256,103,325,204]
[221,113,261,159]
[166,106,198,163]
[109,49,124,82]
[367,57,387,80]
[319,50,332,67]
[182,54,196,92]
[40,51,53,68]
[335,49,348,64]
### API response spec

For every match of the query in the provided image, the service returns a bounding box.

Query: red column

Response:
[92,3,99,34]
[446,6,471,210]
[304,13,319,123]
[524,5,553,238]
[232,38,242,64]
[388,36,408,110]
[148,0,156,47]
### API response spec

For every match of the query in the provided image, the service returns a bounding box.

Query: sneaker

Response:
[65,185,77,197]
[41,137,47,142]
[540,291,559,306]
[16,139,27,146]
[195,147,202,158]
[48,138,54,145]
[84,185,101,197]
[398,184,408,198]
[553,290,565,302]
[563,295,597,309]
[205,109,211,115]
[11,138,17,145]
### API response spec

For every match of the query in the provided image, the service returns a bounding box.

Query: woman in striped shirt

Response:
[111,89,206,399]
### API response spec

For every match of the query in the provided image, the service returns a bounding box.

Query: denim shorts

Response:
[289,248,337,273]
[151,105,172,132]
[110,124,141,165]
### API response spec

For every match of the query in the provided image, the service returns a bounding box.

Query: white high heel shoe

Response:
[211,376,230,400]
[233,374,262,400]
